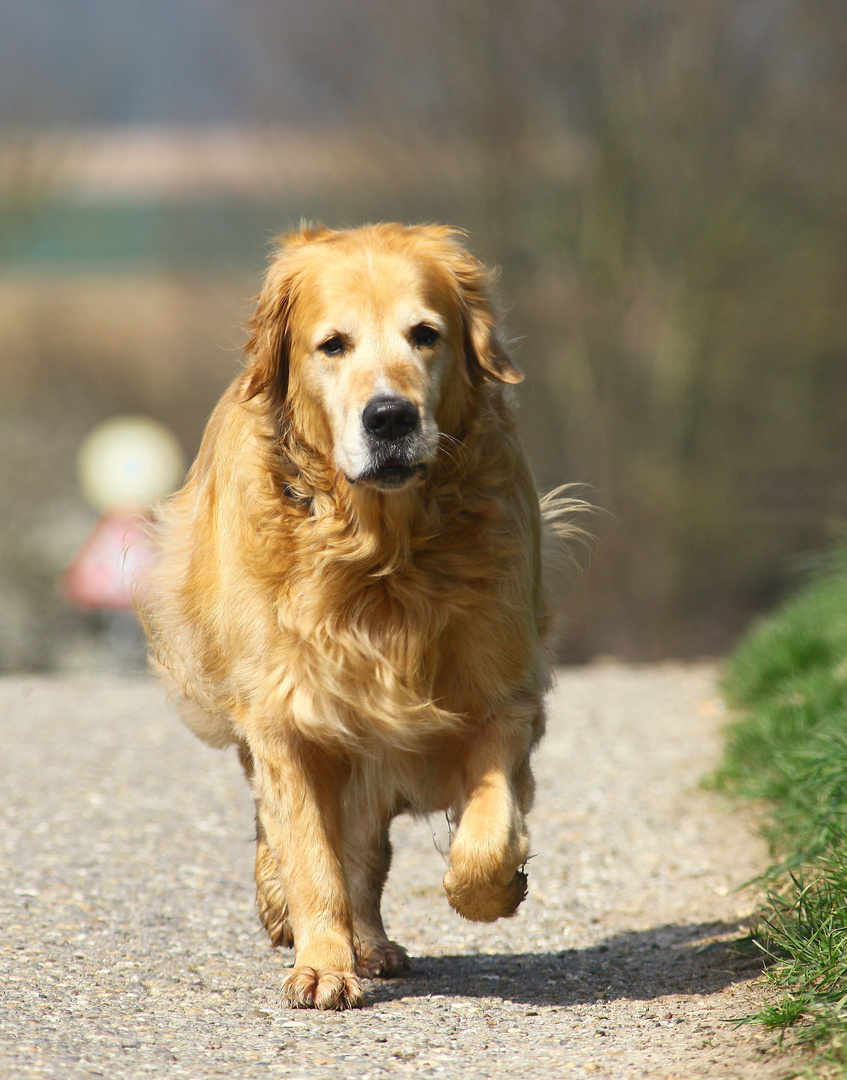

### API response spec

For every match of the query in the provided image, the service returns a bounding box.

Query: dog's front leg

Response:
[443,717,537,922]
[251,737,363,1010]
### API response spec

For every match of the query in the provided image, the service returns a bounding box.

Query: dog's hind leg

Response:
[254,824,293,947]
[238,743,293,947]
[342,798,410,978]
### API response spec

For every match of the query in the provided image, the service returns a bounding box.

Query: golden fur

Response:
[143,223,574,1011]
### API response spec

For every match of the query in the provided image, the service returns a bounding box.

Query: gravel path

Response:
[1,665,795,1079]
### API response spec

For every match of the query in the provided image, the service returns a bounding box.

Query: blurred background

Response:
[2,0,847,673]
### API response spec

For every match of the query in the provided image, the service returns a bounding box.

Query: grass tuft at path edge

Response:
[715,551,847,1076]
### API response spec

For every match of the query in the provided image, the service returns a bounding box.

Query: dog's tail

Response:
[539,484,594,571]
[536,484,594,648]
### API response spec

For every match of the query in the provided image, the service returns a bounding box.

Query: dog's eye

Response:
[318,335,346,357]
[411,323,440,348]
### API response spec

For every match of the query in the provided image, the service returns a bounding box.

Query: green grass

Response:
[716,551,847,1075]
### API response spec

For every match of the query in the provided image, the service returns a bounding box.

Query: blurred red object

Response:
[63,512,154,610]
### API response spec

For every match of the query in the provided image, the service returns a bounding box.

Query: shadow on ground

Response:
[360,921,765,1009]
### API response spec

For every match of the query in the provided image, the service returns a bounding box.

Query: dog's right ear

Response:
[242,262,293,401]
[242,224,332,401]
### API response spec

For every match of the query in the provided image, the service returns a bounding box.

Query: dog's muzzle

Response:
[353,395,428,490]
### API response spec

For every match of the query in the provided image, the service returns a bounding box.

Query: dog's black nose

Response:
[362,396,420,441]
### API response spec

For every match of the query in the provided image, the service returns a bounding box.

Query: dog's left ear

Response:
[448,244,523,386]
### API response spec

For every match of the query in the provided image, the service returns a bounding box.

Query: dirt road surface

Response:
[0,665,795,1079]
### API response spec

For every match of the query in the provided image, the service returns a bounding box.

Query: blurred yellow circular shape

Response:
[77,415,186,512]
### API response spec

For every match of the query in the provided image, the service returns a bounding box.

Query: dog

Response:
[142,223,578,1010]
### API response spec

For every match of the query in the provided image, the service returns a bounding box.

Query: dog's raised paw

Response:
[443,867,528,922]
[282,966,365,1010]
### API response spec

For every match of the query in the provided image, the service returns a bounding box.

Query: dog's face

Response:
[244,224,523,492]
[287,236,459,491]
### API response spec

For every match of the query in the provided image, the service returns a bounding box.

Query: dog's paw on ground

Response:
[355,937,411,978]
[281,966,365,1010]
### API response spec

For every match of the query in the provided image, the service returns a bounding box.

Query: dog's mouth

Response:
[344,419,436,492]
[350,460,428,491]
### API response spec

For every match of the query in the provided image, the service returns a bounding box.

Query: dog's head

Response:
[243,223,522,492]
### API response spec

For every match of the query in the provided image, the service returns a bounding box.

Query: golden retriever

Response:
[143,223,576,1011]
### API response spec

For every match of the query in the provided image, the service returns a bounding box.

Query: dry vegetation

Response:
[2,0,847,670]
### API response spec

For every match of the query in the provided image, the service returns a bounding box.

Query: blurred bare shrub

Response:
[241,0,847,657]
[3,0,847,668]
[513,1,847,657]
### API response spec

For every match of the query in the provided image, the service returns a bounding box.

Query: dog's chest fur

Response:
[268,483,540,735]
